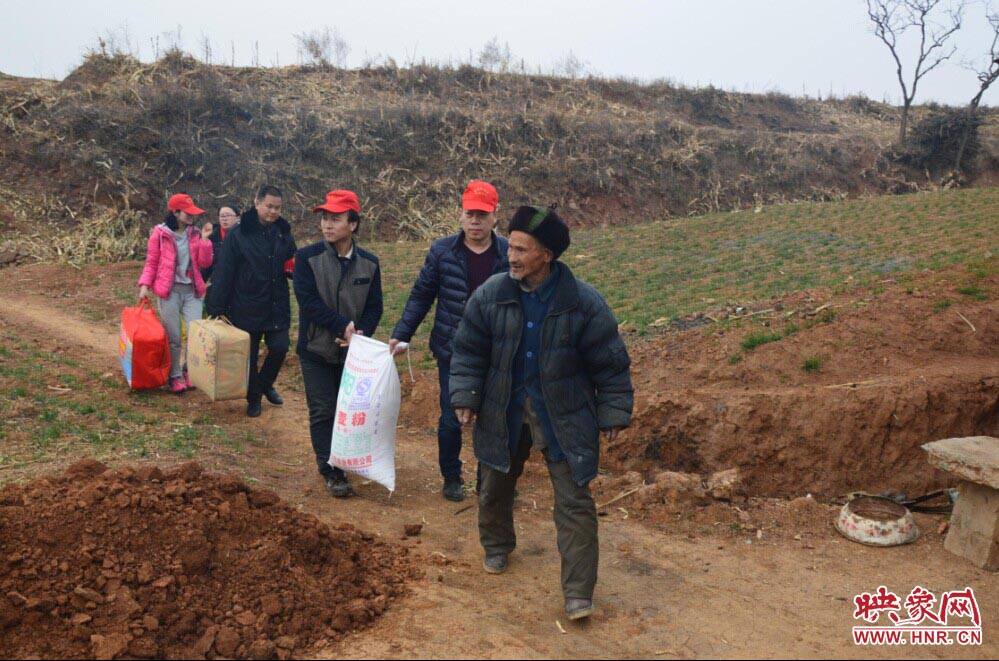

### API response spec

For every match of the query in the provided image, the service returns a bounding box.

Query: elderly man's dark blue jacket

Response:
[449,263,633,486]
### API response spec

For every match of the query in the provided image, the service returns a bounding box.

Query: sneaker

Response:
[264,388,284,405]
[168,377,187,394]
[443,477,465,502]
[564,598,594,620]
[324,473,354,498]
[183,369,195,390]
[246,399,262,417]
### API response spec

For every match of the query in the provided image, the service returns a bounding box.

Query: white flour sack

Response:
[329,334,401,492]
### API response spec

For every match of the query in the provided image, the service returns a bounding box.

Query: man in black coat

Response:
[207,185,297,417]
[388,181,509,502]
[450,205,633,621]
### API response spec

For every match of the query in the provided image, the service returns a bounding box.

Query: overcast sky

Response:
[2,0,996,105]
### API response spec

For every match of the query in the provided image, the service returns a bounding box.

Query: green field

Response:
[369,187,998,338]
[2,187,997,478]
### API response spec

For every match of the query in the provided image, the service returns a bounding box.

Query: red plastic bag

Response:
[119,298,170,390]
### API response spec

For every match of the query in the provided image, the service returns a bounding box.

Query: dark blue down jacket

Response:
[391,231,509,363]
[449,263,634,486]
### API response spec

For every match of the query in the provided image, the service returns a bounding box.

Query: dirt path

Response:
[1,287,996,659]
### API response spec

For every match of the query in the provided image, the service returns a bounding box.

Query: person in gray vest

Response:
[450,204,633,620]
[293,190,383,498]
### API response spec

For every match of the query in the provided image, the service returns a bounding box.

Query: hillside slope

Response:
[1,52,996,242]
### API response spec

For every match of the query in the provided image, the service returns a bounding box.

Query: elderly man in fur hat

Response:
[449,204,633,620]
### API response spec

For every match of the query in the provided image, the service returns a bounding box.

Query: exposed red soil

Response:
[604,268,999,499]
[0,460,417,660]
[1,261,998,658]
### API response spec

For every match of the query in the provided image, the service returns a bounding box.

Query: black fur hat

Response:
[507,204,570,259]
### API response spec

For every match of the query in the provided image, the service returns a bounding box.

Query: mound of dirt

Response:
[0,460,418,660]
[605,269,999,499]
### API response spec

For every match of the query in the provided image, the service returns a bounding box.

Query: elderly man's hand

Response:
[455,408,476,426]
[604,427,624,442]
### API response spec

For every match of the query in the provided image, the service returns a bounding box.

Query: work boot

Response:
[443,477,465,502]
[246,399,262,417]
[324,473,354,498]
[482,553,508,575]
[564,598,594,620]
[264,388,284,405]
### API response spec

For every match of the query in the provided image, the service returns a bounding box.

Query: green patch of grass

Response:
[9,387,27,399]
[740,330,784,352]
[83,430,106,446]
[728,353,743,365]
[168,424,200,458]
[783,323,799,337]
[957,285,988,301]
[31,423,65,450]
[934,299,954,311]
[62,400,98,415]
[359,189,998,335]
[802,355,828,373]
[130,433,154,457]
[4,367,30,379]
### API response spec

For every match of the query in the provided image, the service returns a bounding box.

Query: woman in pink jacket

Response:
[138,194,214,393]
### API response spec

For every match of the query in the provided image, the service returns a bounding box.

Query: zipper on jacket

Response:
[494,300,522,472]
[537,282,579,454]
[335,251,355,316]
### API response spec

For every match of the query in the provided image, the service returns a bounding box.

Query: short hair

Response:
[255,185,283,201]
[348,209,361,233]
[222,202,242,217]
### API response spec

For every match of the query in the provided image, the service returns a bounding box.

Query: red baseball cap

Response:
[167,194,205,215]
[462,180,498,213]
[313,190,360,214]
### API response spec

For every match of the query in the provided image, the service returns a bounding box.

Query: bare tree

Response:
[295,27,351,69]
[162,25,184,54]
[331,29,351,68]
[555,50,588,78]
[199,33,213,64]
[478,37,513,72]
[955,7,999,172]
[866,0,964,144]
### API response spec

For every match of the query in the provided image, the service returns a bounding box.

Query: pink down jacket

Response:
[138,224,214,299]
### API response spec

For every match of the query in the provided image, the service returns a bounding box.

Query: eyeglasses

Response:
[219,213,238,219]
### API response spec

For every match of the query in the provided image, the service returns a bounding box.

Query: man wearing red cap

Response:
[389,181,509,502]
[207,185,297,417]
[293,190,383,498]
